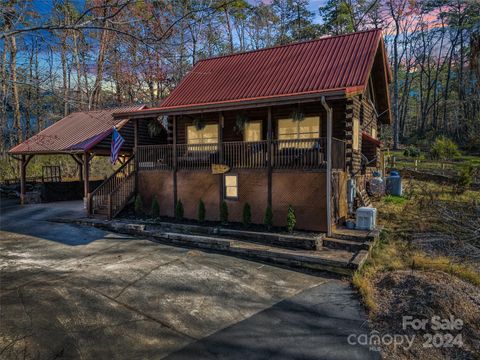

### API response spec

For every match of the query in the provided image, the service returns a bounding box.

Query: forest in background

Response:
[1,0,479,156]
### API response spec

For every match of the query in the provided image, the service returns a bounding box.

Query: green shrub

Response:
[429,136,460,160]
[134,195,143,216]
[403,145,420,158]
[456,165,474,193]
[175,200,184,220]
[242,203,251,226]
[151,196,160,218]
[264,205,273,229]
[198,199,206,222]
[286,205,296,232]
[220,201,229,224]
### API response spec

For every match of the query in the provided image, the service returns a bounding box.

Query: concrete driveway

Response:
[0,200,379,360]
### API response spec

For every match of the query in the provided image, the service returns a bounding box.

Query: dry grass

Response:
[354,179,480,315]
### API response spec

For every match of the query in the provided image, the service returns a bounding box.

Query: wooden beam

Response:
[267,107,272,209]
[219,112,224,205]
[20,155,34,205]
[134,118,139,195]
[83,151,91,209]
[70,154,83,181]
[172,115,177,215]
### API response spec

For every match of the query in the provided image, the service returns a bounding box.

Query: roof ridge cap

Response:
[195,28,383,63]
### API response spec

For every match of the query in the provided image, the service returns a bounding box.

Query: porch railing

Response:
[137,144,172,170]
[88,156,135,216]
[137,137,346,171]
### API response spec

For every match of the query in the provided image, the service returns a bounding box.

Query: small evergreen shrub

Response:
[134,195,143,216]
[403,145,420,158]
[264,205,273,229]
[286,205,296,232]
[175,199,184,220]
[220,201,229,224]
[430,136,460,160]
[198,199,206,222]
[456,165,474,194]
[151,196,160,218]
[242,203,251,226]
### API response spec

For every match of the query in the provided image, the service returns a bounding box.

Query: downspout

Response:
[321,96,332,237]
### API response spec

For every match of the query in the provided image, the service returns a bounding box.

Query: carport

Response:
[8,106,145,205]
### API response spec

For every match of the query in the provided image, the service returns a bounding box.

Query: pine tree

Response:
[264,205,273,229]
[175,200,184,220]
[198,199,206,222]
[286,205,296,232]
[134,195,143,216]
[151,196,160,218]
[220,201,229,224]
[242,203,251,226]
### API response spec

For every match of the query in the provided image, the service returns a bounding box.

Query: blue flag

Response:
[111,127,125,165]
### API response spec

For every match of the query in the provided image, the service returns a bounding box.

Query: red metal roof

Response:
[362,132,382,146]
[153,29,384,112]
[9,105,145,154]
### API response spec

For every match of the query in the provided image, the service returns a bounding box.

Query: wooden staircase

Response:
[88,157,136,220]
[356,188,372,207]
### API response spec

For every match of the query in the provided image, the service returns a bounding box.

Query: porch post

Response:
[267,107,272,209]
[219,112,224,204]
[321,97,333,237]
[20,155,26,205]
[172,115,177,214]
[19,154,33,205]
[134,118,138,194]
[83,151,90,210]
[71,154,83,181]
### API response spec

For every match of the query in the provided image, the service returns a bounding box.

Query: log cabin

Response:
[10,29,391,235]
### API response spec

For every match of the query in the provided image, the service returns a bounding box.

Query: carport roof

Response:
[9,105,145,155]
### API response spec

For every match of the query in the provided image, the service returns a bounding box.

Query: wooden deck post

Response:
[83,151,90,210]
[19,154,33,205]
[321,97,333,237]
[219,112,224,204]
[172,115,178,215]
[134,118,139,195]
[267,107,272,209]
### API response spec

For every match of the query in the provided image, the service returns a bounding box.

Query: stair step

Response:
[322,237,370,252]
[150,232,360,275]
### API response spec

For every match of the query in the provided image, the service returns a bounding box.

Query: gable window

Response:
[353,118,360,150]
[224,174,238,200]
[187,124,218,151]
[277,116,320,148]
[244,121,262,142]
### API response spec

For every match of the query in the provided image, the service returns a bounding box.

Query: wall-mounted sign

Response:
[211,164,230,174]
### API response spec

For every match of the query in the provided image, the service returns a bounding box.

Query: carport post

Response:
[83,151,90,209]
[19,154,33,205]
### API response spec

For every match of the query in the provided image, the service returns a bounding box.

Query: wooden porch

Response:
[136,138,346,171]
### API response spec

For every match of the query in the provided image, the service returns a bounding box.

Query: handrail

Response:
[88,155,135,216]
[90,156,134,198]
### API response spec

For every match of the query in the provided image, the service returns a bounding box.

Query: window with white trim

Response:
[224,174,238,200]
[187,124,218,151]
[277,116,320,148]
[244,121,262,142]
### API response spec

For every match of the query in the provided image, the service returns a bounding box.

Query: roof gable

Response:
[159,29,384,111]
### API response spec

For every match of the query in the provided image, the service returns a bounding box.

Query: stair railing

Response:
[88,156,135,216]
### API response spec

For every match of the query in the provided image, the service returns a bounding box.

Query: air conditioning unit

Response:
[356,207,377,231]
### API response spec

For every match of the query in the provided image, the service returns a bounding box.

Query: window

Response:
[224,174,238,199]
[353,118,360,150]
[244,121,262,142]
[187,124,218,151]
[278,116,320,148]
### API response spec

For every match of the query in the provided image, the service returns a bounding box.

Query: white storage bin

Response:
[356,207,377,231]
